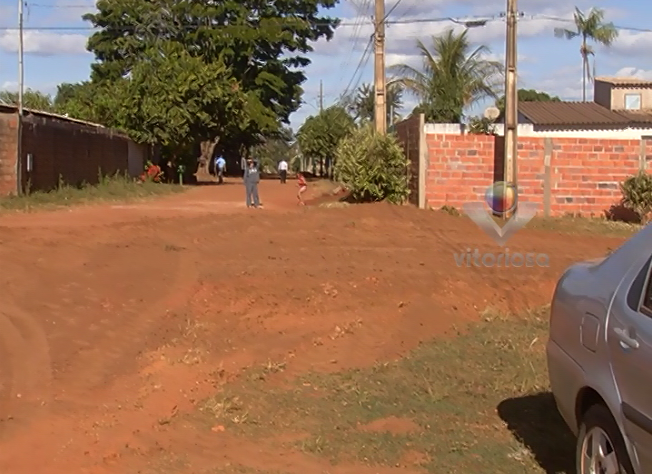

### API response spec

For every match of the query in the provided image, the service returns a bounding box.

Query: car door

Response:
[608,257,652,471]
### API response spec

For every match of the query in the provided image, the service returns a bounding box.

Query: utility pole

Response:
[17,0,24,195]
[503,0,518,191]
[373,0,386,134]
[319,80,323,112]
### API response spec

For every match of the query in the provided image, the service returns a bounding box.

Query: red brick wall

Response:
[0,109,146,195]
[393,114,422,206]
[0,113,19,195]
[424,133,652,217]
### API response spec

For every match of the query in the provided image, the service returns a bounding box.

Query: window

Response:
[640,264,652,317]
[625,93,642,110]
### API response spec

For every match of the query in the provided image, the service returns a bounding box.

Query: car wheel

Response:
[576,403,635,474]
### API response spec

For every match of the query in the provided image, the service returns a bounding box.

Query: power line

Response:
[339,34,373,102]
[2,12,650,33]
[337,0,371,90]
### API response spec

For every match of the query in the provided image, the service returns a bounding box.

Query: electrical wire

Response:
[339,34,373,103]
[337,0,372,90]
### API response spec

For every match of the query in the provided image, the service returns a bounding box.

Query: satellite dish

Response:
[484,106,500,121]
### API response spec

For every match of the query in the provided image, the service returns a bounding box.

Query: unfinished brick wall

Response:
[0,113,19,195]
[21,114,132,193]
[424,133,652,217]
[393,114,422,206]
[0,109,148,195]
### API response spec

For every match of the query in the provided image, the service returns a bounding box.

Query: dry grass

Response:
[0,173,184,212]
[198,306,576,473]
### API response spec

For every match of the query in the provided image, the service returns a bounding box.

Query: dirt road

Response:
[0,178,625,473]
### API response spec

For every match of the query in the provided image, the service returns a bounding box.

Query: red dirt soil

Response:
[0,178,625,473]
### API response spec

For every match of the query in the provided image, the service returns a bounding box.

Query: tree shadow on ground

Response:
[497,392,576,474]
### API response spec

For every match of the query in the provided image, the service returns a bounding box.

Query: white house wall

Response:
[423,122,652,138]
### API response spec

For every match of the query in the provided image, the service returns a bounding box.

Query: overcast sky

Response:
[0,0,650,130]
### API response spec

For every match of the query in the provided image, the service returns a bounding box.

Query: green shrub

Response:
[620,171,652,223]
[333,124,409,204]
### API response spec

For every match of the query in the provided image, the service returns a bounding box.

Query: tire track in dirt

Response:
[55,244,200,395]
[0,301,53,435]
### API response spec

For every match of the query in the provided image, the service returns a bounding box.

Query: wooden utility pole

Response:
[319,80,323,112]
[373,0,386,134]
[503,0,518,189]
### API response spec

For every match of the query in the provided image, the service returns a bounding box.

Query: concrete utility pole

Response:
[503,0,518,188]
[17,0,24,195]
[319,80,323,112]
[373,0,386,134]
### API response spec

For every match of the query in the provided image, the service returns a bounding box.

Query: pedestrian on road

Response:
[244,158,262,209]
[278,159,288,184]
[215,155,226,184]
[297,172,307,206]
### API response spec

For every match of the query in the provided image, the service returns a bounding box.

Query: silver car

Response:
[547,223,652,474]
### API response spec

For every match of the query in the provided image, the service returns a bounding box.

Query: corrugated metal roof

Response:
[595,76,652,87]
[518,101,634,126]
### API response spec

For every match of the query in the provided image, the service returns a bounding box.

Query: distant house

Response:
[493,77,652,138]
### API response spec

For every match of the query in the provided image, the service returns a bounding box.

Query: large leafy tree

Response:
[346,82,403,124]
[554,7,618,101]
[495,88,561,114]
[82,0,340,156]
[389,29,503,123]
[112,44,272,172]
[53,82,116,123]
[297,105,354,176]
[0,89,54,111]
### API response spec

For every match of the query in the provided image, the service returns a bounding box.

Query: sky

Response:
[0,0,650,131]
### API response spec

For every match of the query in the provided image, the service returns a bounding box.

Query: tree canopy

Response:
[345,82,403,124]
[77,0,340,159]
[0,89,54,111]
[554,7,617,101]
[297,105,354,176]
[390,29,503,123]
[495,88,561,114]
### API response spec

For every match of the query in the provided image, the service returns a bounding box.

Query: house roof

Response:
[595,76,652,87]
[518,101,652,127]
[0,103,107,128]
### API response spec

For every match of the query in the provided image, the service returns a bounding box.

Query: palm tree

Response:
[388,29,503,123]
[347,83,403,125]
[554,7,618,101]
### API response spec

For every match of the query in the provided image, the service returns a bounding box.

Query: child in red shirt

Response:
[297,172,307,205]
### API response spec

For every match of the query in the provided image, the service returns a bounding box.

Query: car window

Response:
[640,262,652,317]
[628,256,652,311]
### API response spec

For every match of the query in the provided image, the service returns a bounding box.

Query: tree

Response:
[495,88,561,114]
[389,29,503,123]
[83,0,340,156]
[297,105,355,176]
[554,7,618,101]
[252,126,294,173]
[53,82,116,123]
[110,44,267,177]
[0,89,54,111]
[346,82,403,124]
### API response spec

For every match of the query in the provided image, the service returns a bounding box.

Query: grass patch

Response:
[199,306,576,473]
[526,215,640,238]
[0,173,185,212]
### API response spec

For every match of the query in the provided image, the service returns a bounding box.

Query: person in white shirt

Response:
[278,159,288,184]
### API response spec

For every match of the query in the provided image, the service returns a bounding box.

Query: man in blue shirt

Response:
[215,155,226,184]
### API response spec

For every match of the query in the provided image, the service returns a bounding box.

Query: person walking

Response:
[244,158,261,208]
[215,155,226,184]
[278,159,288,184]
[296,172,307,205]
